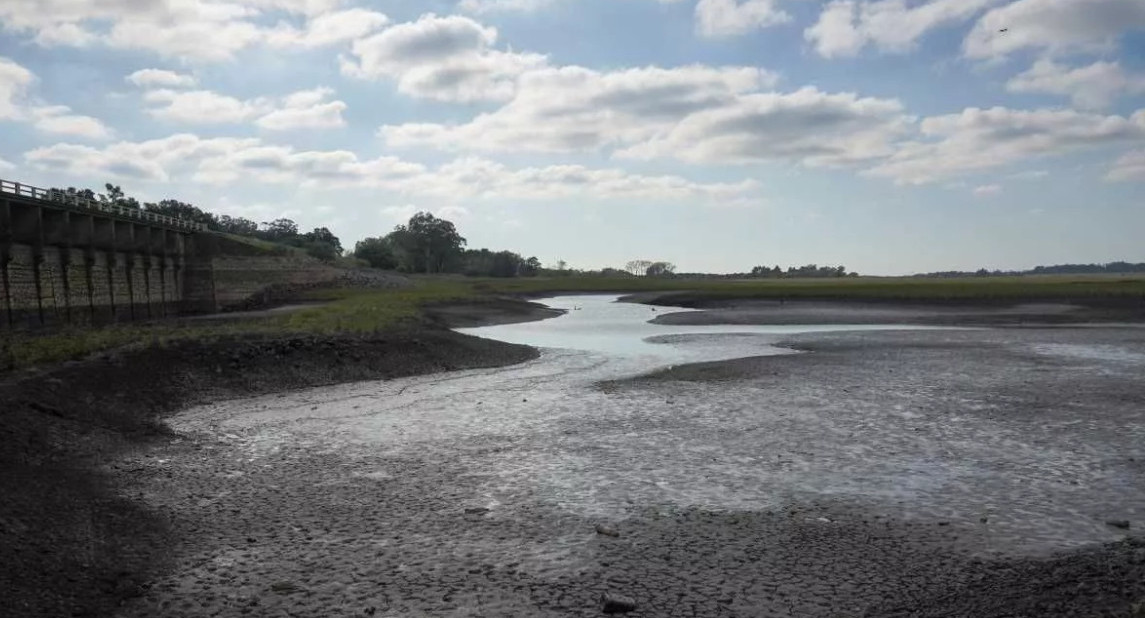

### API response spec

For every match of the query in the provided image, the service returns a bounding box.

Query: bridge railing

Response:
[0,178,208,232]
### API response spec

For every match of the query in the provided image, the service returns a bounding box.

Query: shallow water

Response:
[173,296,1142,558]
[456,294,935,371]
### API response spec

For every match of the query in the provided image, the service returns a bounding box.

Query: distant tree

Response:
[216,215,259,236]
[145,199,217,227]
[646,261,676,277]
[260,218,299,241]
[555,259,568,271]
[303,227,343,256]
[521,256,542,277]
[353,237,399,270]
[387,212,466,274]
[625,260,653,276]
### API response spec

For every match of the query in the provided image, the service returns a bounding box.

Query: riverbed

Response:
[116,295,1145,617]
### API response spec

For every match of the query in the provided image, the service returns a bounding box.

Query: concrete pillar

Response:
[72,214,98,323]
[12,204,45,325]
[114,221,135,321]
[94,218,116,322]
[0,200,11,329]
[43,210,71,323]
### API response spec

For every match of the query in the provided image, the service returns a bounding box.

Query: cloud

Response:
[138,86,347,130]
[964,0,1145,60]
[1,57,111,139]
[1106,150,1145,182]
[126,69,197,88]
[0,0,383,61]
[23,134,763,205]
[342,13,546,102]
[30,105,112,138]
[255,87,347,130]
[867,107,1145,184]
[973,183,1001,196]
[0,157,15,171]
[695,0,792,37]
[805,0,999,58]
[458,0,554,13]
[381,64,775,153]
[266,8,390,48]
[1006,59,1145,111]
[0,57,34,120]
[381,204,420,222]
[615,87,911,167]
[143,89,270,124]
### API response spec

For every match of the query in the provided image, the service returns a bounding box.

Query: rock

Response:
[465,507,490,516]
[595,524,620,538]
[601,592,637,614]
[270,581,299,594]
[1105,519,1131,530]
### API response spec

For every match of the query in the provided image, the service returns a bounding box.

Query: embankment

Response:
[0,298,550,618]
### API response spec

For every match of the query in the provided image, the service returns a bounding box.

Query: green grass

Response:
[3,273,1143,371]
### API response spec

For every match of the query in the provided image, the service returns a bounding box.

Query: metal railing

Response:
[0,178,208,232]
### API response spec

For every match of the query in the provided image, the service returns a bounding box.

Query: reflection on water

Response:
[458,294,938,367]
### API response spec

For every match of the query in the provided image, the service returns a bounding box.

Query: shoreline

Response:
[0,297,558,618]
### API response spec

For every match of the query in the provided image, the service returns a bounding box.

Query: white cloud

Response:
[32,22,97,47]
[381,204,421,222]
[266,8,390,48]
[806,0,999,58]
[1009,169,1048,180]
[1006,59,1145,111]
[964,0,1145,60]
[342,13,547,102]
[255,87,347,130]
[973,183,1001,196]
[1106,150,1145,182]
[0,0,380,61]
[381,64,775,153]
[141,86,347,129]
[459,0,553,13]
[126,69,197,88]
[29,105,112,138]
[144,89,270,124]
[695,0,792,37]
[0,57,34,120]
[0,157,15,171]
[867,107,1145,184]
[616,87,911,167]
[1,57,111,139]
[23,134,763,205]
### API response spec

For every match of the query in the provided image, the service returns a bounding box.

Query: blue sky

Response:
[1,0,1143,274]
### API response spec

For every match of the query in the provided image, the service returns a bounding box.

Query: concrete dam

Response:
[0,178,340,330]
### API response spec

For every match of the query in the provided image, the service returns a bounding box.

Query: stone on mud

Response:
[595,523,621,537]
[601,592,638,614]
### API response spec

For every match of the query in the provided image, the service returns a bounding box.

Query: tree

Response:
[390,212,466,274]
[646,261,676,277]
[304,227,343,256]
[625,260,653,276]
[260,218,299,241]
[217,215,259,236]
[145,199,217,227]
[521,256,541,277]
[354,237,398,269]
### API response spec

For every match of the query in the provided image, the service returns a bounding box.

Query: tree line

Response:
[53,184,344,261]
[922,262,1145,277]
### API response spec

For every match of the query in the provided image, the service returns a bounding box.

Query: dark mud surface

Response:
[0,326,537,618]
[111,299,1145,617]
[5,296,1145,617]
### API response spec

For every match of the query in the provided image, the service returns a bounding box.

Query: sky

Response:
[1,0,1144,275]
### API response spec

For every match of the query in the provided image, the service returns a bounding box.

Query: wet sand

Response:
[105,300,1145,617]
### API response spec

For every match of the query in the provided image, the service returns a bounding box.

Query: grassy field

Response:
[3,273,1143,371]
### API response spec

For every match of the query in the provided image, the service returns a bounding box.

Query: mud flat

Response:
[111,297,1145,617]
[5,295,1145,617]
